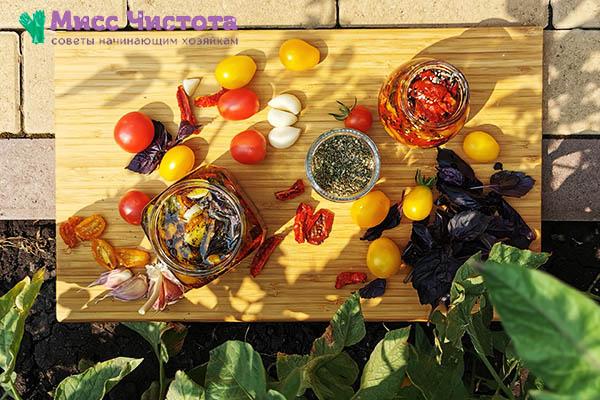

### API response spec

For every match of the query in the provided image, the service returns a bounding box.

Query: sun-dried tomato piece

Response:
[275,179,305,201]
[91,239,118,270]
[294,203,314,244]
[75,214,107,240]
[250,234,285,277]
[194,87,228,108]
[335,271,368,289]
[116,248,151,268]
[305,208,335,245]
[176,85,197,125]
[59,217,82,248]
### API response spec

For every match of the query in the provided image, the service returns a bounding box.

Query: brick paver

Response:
[544,30,600,135]
[339,0,548,27]
[552,0,600,29]
[0,139,54,220]
[0,32,20,135]
[21,31,54,135]
[0,0,127,29]
[128,0,337,28]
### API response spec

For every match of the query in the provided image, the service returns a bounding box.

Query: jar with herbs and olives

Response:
[142,165,266,288]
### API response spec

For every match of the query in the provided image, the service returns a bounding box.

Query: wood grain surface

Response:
[55,28,543,322]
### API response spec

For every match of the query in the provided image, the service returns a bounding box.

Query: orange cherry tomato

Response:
[74,215,107,240]
[91,239,118,270]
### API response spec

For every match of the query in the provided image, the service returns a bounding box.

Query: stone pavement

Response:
[0,0,598,220]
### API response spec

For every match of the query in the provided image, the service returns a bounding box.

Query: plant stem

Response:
[479,353,516,400]
[154,348,166,400]
[8,381,23,400]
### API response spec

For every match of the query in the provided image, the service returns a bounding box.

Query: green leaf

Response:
[352,327,410,400]
[54,357,143,400]
[312,293,365,356]
[306,352,359,400]
[274,354,309,399]
[123,322,187,363]
[141,381,161,400]
[529,391,574,400]
[206,340,267,400]
[265,390,287,400]
[0,269,44,380]
[488,242,549,269]
[482,261,600,398]
[276,354,309,381]
[186,362,207,386]
[166,370,205,400]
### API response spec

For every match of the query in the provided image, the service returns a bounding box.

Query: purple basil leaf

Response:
[447,210,492,241]
[489,170,535,198]
[437,182,482,210]
[359,279,386,299]
[172,120,200,146]
[125,120,170,174]
[409,246,462,307]
[436,148,483,189]
[360,202,402,241]
[437,167,465,187]
[498,199,536,249]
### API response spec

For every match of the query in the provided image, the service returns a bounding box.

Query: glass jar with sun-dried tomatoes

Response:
[142,165,266,288]
[378,58,470,148]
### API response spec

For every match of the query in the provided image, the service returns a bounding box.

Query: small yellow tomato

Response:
[403,186,433,221]
[462,131,500,163]
[367,237,402,278]
[279,39,320,71]
[159,145,195,181]
[215,55,257,89]
[351,190,391,228]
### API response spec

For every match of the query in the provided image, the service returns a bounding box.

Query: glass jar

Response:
[142,165,266,288]
[378,58,470,148]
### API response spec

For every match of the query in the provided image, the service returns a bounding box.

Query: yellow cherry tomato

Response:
[215,55,257,89]
[159,145,195,181]
[403,185,433,221]
[279,39,320,71]
[351,190,391,228]
[462,131,500,163]
[367,237,402,278]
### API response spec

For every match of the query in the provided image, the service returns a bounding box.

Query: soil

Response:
[0,220,598,399]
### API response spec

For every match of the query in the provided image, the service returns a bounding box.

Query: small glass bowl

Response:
[305,128,381,202]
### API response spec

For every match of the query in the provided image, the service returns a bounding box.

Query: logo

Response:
[19,10,46,44]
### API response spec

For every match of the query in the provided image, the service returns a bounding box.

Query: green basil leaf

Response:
[352,327,410,400]
[166,370,205,400]
[488,242,549,269]
[206,340,267,400]
[482,261,600,398]
[306,352,359,400]
[123,322,187,363]
[312,292,365,356]
[54,357,143,400]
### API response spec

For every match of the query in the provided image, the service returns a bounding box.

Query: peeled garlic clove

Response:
[268,108,298,127]
[110,274,148,301]
[89,268,133,289]
[268,94,302,115]
[183,78,200,97]
[268,126,301,149]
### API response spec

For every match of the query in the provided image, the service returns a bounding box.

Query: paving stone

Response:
[339,0,548,27]
[21,31,54,135]
[543,138,600,221]
[0,139,55,220]
[551,0,600,28]
[544,30,600,135]
[0,32,21,135]
[128,0,336,28]
[0,1,127,29]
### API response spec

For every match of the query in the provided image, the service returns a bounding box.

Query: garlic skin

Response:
[182,78,200,97]
[268,126,301,149]
[110,274,148,301]
[268,108,298,127]
[139,263,186,315]
[89,268,133,289]
[268,94,301,115]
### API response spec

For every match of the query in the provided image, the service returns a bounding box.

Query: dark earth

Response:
[0,220,598,399]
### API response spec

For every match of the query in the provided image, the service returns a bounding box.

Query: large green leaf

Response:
[166,370,205,400]
[482,261,600,398]
[487,243,549,269]
[276,353,309,381]
[123,322,187,363]
[312,293,365,356]
[529,391,573,400]
[274,353,309,399]
[205,341,267,400]
[306,352,359,400]
[352,327,410,400]
[54,357,143,400]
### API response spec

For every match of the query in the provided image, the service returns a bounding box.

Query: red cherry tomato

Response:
[118,190,151,225]
[230,130,267,164]
[344,105,373,132]
[114,112,154,153]
[217,88,260,121]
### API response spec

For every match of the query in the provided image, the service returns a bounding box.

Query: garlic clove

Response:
[268,94,302,115]
[183,78,201,97]
[268,126,301,149]
[139,263,186,314]
[268,108,298,127]
[110,274,148,301]
[89,268,133,289]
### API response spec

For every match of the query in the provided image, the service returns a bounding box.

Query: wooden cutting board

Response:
[55,27,542,322]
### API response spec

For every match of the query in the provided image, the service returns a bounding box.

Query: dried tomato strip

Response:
[250,234,285,277]
[275,179,305,201]
[335,272,368,289]
[194,87,228,108]
[59,216,82,248]
[294,203,314,244]
[176,85,197,125]
[305,208,335,245]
